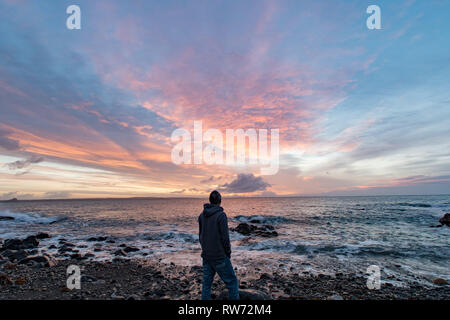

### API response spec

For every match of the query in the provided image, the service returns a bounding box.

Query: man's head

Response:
[209,190,222,205]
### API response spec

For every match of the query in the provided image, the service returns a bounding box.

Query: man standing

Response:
[198,190,239,300]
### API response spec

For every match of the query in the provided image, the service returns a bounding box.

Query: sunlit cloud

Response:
[0,0,449,198]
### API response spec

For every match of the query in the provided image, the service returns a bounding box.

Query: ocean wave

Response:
[145,231,198,243]
[239,238,422,259]
[396,202,432,208]
[0,211,64,224]
[232,215,293,224]
[243,239,298,252]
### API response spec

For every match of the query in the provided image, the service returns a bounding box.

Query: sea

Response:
[1,195,449,286]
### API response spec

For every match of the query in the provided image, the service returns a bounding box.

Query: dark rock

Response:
[439,213,450,226]
[123,246,140,253]
[190,266,202,274]
[87,236,108,242]
[70,253,86,260]
[232,223,255,235]
[35,232,51,239]
[58,245,76,253]
[259,273,272,280]
[0,273,13,285]
[60,242,75,247]
[114,249,127,256]
[0,216,15,221]
[1,236,39,251]
[231,223,278,237]
[23,236,39,248]
[254,229,278,237]
[433,278,448,285]
[19,255,55,267]
[1,249,28,262]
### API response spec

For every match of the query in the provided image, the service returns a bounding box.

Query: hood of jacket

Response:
[202,203,224,217]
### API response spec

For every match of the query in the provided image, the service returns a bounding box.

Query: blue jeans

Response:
[201,257,239,300]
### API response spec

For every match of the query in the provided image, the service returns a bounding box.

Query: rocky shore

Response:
[1,258,449,300]
[0,234,449,300]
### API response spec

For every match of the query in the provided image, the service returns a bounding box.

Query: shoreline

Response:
[1,257,449,300]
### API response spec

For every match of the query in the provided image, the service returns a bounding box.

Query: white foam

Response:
[0,210,61,224]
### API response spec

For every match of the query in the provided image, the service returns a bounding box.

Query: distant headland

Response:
[0,198,19,203]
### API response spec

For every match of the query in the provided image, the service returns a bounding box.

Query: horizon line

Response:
[1,194,449,202]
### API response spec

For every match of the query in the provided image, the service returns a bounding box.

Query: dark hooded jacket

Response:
[198,203,231,260]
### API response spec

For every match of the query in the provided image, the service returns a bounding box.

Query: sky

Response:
[1,0,450,199]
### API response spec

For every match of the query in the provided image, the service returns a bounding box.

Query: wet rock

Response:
[433,278,448,285]
[0,273,13,286]
[233,223,254,235]
[19,255,55,268]
[259,273,272,280]
[14,277,27,285]
[58,239,75,248]
[70,253,87,260]
[189,266,202,274]
[439,213,450,226]
[114,249,127,256]
[2,262,17,270]
[36,232,51,239]
[254,229,278,238]
[1,249,29,262]
[1,236,39,251]
[123,246,140,253]
[0,216,15,221]
[23,236,39,248]
[231,222,278,237]
[58,245,76,254]
[87,236,108,242]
